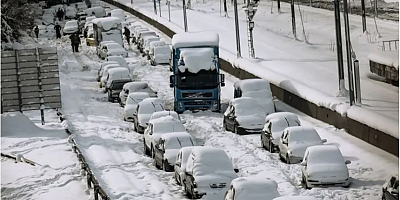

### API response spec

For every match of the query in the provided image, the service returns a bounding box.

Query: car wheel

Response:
[269,141,275,153]
[234,124,238,134]
[302,175,311,190]
[123,116,127,121]
[107,91,113,102]
[261,136,264,148]
[143,140,149,156]
[286,154,291,164]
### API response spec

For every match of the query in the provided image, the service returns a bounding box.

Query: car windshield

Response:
[164,137,194,150]
[107,44,122,49]
[111,80,130,90]
[235,104,264,116]
[155,47,170,55]
[126,94,150,105]
[177,69,218,90]
[65,21,78,27]
[139,103,164,114]
[308,149,344,164]
[153,122,185,133]
[289,130,321,143]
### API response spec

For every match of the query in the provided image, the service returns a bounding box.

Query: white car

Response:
[133,97,164,133]
[261,112,301,153]
[119,82,157,106]
[63,20,79,35]
[106,55,128,68]
[97,61,119,82]
[97,41,116,56]
[301,145,351,189]
[273,197,318,200]
[174,146,195,186]
[143,116,186,157]
[123,92,151,122]
[153,132,195,172]
[133,28,150,43]
[104,67,131,92]
[279,126,327,164]
[223,97,265,134]
[183,146,239,199]
[98,42,128,59]
[65,7,77,19]
[148,110,183,123]
[138,31,158,49]
[234,79,275,115]
[150,45,171,65]
[224,177,280,200]
[110,9,125,23]
[100,63,121,88]
[142,36,160,54]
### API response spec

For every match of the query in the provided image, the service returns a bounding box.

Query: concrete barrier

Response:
[103,0,399,157]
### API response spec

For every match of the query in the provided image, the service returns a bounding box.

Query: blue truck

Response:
[169,32,225,113]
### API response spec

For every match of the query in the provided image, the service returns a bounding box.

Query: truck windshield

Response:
[177,69,218,90]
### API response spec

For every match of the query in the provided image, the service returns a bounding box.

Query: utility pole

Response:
[243,0,258,58]
[158,0,162,17]
[153,0,157,14]
[182,0,188,32]
[234,0,241,58]
[167,0,171,21]
[343,0,355,105]
[333,0,345,94]
[361,0,366,32]
[290,0,296,39]
[374,0,378,18]
[277,0,281,13]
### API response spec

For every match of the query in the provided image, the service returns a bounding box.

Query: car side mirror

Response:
[234,168,239,173]
[321,139,327,143]
[345,160,351,165]
[300,161,307,166]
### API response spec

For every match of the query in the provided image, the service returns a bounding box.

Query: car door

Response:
[154,138,164,165]
[301,150,309,176]
[226,105,236,130]
[279,130,289,157]
[262,121,272,146]
[144,123,153,149]
[175,151,182,180]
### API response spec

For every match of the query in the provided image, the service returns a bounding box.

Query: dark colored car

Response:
[382,175,399,200]
[107,79,131,102]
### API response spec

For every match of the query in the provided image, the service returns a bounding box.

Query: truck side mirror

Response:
[220,74,225,83]
[169,75,174,88]
[221,82,225,87]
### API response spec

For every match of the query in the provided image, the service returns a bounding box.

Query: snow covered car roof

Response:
[103,63,121,71]
[84,6,106,16]
[160,132,195,147]
[99,41,117,47]
[106,55,127,67]
[65,20,78,27]
[230,177,280,200]
[234,79,271,92]
[107,67,130,80]
[92,17,121,31]
[149,110,180,122]
[126,92,150,105]
[305,145,345,165]
[149,41,166,49]
[178,48,216,73]
[186,146,235,173]
[265,112,300,124]
[230,97,259,108]
[284,126,321,143]
[122,82,156,97]
[172,32,219,49]
[273,197,318,200]
[100,61,119,69]
[228,97,265,117]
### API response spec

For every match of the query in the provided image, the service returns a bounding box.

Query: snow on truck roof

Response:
[172,32,219,48]
[178,48,216,73]
[92,17,121,30]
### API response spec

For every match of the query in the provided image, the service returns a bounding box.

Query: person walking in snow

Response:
[69,33,80,52]
[54,22,62,39]
[34,26,40,38]
[57,8,63,21]
[124,27,131,45]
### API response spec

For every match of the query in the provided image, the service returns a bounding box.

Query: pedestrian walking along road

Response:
[54,23,62,39]
[69,33,80,52]
[124,27,131,45]
[34,26,39,38]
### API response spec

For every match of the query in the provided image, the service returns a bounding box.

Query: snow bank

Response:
[92,17,121,31]
[367,51,399,69]
[178,48,216,73]
[172,32,219,49]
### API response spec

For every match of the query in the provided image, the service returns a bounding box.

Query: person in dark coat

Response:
[54,22,62,39]
[69,33,80,52]
[123,27,131,45]
[34,26,39,38]
[57,8,63,21]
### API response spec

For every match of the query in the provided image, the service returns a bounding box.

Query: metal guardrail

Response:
[57,110,110,200]
[380,39,399,51]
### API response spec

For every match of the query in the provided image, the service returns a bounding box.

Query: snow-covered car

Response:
[142,36,160,54]
[153,132,195,172]
[74,2,87,12]
[84,6,106,18]
[174,146,195,186]
[63,20,79,35]
[133,28,150,44]
[110,9,125,23]
[97,61,118,82]
[97,41,118,56]
[300,145,351,189]
[123,92,151,122]
[125,16,136,25]
[148,110,184,123]
[261,112,300,153]
[104,68,132,101]
[150,45,171,66]
[183,146,239,199]
[143,116,185,157]
[133,97,165,133]
[273,197,318,200]
[119,82,157,106]
[382,175,399,200]
[223,177,280,200]
[98,42,128,59]
[223,97,265,134]
[234,79,275,115]
[106,55,128,68]
[65,7,77,20]
[278,126,327,164]
[100,63,121,88]
[86,16,96,23]
[147,41,166,58]
[139,34,159,53]
[86,32,95,46]
[83,21,93,38]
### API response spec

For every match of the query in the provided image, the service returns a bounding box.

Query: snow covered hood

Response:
[92,17,121,31]
[172,32,219,48]
[178,48,216,73]
[236,115,264,129]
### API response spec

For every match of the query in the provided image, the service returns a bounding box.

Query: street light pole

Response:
[343,0,355,105]
[233,0,241,58]
[243,1,258,58]
[182,0,188,32]
[158,0,162,17]
[333,0,345,94]
[168,0,171,21]
[153,0,157,14]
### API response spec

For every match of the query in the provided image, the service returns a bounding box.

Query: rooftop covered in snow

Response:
[172,32,219,49]
[178,48,216,73]
[92,17,121,31]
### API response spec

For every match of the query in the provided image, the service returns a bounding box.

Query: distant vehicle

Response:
[382,175,399,200]
[149,45,170,66]
[74,2,87,12]
[133,97,164,133]
[273,197,318,200]
[224,177,280,200]
[278,126,327,164]
[123,92,151,122]
[138,33,158,52]
[183,146,239,199]
[97,61,119,82]
[143,116,185,157]
[223,97,265,134]
[86,16,97,23]
[65,7,77,20]
[148,40,166,58]
[132,28,150,44]
[174,146,195,186]
[83,21,93,38]
[110,9,125,23]
[300,145,351,189]
[142,36,161,55]
[63,20,79,35]
[92,17,124,48]
[84,6,106,18]
[86,32,95,46]
[119,82,157,106]
[153,132,195,172]
[98,42,127,59]
[170,32,225,113]
[100,63,121,88]
[234,79,275,115]
[261,112,300,153]
[106,55,128,68]
[125,16,136,25]
[148,110,183,123]
[104,68,131,102]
